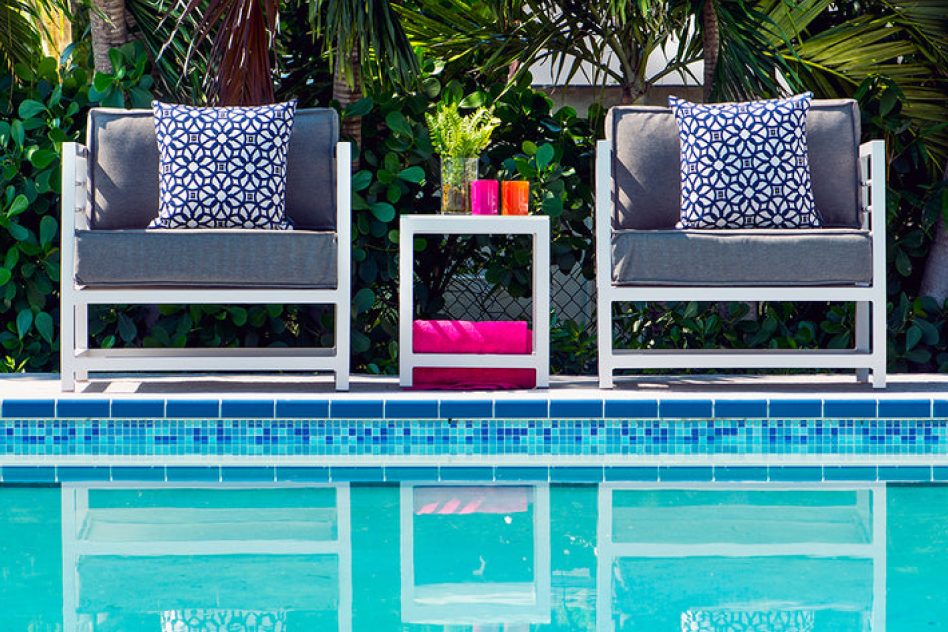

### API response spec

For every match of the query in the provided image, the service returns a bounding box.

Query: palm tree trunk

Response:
[90,0,133,73]
[333,43,363,155]
[919,162,948,303]
[702,0,719,103]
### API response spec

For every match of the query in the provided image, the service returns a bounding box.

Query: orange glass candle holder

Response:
[501,180,529,215]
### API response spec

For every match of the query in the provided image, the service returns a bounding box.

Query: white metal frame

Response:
[398,482,551,625]
[61,482,352,632]
[60,140,352,391]
[596,483,886,632]
[596,139,887,388]
[399,214,551,388]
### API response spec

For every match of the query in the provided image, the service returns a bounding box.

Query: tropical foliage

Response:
[3,0,948,376]
[0,45,152,372]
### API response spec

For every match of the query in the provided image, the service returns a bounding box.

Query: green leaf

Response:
[16,309,33,339]
[369,202,396,223]
[896,250,912,276]
[351,170,373,191]
[28,149,58,170]
[108,47,125,73]
[18,99,46,119]
[377,169,395,184]
[344,97,373,118]
[11,120,25,148]
[906,324,922,351]
[129,87,153,109]
[536,144,555,170]
[397,166,425,184]
[385,111,413,137]
[100,90,124,108]
[117,313,137,342]
[0,268,11,285]
[7,194,28,217]
[351,330,370,354]
[903,348,931,364]
[458,91,486,108]
[228,306,248,327]
[917,317,940,345]
[421,77,441,98]
[92,72,113,93]
[39,215,57,248]
[34,311,54,344]
[522,141,538,156]
[353,287,375,313]
[541,196,563,217]
[7,222,29,241]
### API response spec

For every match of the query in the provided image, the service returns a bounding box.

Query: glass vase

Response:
[440,156,479,214]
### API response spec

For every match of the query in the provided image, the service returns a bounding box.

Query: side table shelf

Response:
[399,214,550,388]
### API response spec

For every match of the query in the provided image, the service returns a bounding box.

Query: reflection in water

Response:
[401,485,550,625]
[7,481,948,631]
[161,609,286,632]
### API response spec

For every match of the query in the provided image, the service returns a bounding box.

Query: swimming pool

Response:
[2,481,947,631]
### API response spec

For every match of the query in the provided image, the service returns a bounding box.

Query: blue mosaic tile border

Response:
[1,462,943,484]
[0,396,944,420]
[2,418,947,460]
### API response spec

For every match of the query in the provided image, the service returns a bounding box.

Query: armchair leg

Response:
[599,368,614,389]
[855,301,870,383]
[76,302,88,382]
[61,300,76,392]
[598,297,615,389]
[871,296,887,389]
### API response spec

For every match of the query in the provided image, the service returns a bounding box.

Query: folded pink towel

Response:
[411,320,536,390]
[412,320,531,355]
[412,367,536,390]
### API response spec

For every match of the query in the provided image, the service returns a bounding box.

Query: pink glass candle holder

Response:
[502,180,529,215]
[471,179,500,215]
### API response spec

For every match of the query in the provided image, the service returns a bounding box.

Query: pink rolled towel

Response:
[411,320,536,390]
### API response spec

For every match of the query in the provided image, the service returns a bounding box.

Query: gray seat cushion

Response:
[86,107,339,231]
[607,99,862,229]
[75,229,337,289]
[612,229,872,286]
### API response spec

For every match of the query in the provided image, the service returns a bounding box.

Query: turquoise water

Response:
[1,482,946,631]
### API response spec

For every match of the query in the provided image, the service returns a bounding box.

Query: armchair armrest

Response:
[859,140,886,290]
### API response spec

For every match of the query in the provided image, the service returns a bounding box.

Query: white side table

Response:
[399,214,550,388]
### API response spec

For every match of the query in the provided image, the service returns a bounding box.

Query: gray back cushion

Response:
[87,107,340,230]
[606,99,862,229]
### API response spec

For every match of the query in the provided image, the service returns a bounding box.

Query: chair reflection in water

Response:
[596,484,885,632]
[60,484,352,632]
[400,484,551,627]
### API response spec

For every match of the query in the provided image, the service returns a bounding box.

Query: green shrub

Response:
[0,43,153,372]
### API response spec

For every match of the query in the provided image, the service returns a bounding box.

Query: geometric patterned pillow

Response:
[148,100,297,230]
[669,92,822,229]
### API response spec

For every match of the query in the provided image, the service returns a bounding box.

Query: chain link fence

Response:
[442,266,595,327]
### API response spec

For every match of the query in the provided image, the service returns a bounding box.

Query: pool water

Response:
[2,482,946,631]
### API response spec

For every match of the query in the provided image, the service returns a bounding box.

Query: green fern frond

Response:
[426,101,500,157]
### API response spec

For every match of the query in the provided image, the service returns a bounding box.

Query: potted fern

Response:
[426,101,500,213]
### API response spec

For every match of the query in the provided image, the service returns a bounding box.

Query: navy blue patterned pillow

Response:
[669,93,822,229]
[149,100,297,230]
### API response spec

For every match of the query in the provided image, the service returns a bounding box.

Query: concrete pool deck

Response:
[3,372,948,399]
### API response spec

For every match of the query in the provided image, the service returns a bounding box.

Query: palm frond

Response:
[158,0,280,105]
[311,0,419,90]
[0,0,45,73]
